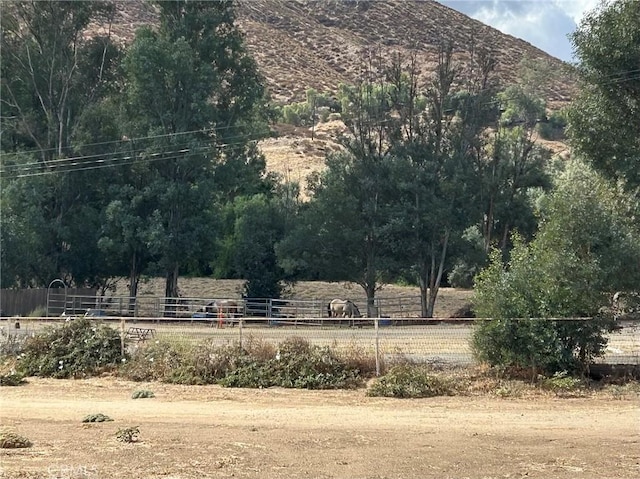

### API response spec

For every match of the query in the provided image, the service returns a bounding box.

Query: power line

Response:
[0,122,260,160]
[1,135,262,179]
[1,130,265,178]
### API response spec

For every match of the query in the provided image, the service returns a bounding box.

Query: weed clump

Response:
[15,318,124,378]
[538,371,586,397]
[0,431,32,448]
[131,389,155,399]
[82,413,114,423]
[116,426,139,443]
[367,364,458,398]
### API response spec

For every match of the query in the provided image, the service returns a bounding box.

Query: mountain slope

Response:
[110,0,575,105]
[106,0,573,194]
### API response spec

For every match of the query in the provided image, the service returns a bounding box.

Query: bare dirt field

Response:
[1,378,638,479]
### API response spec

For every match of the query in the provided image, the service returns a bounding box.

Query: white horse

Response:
[328,299,362,319]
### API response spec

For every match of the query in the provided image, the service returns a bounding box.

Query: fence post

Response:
[120,317,125,358]
[239,316,243,350]
[375,313,380,377]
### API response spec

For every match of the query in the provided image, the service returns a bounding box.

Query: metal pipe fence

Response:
[36,294,429,319]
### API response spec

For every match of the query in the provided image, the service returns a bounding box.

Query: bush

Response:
[121,339,190,382]
[0,431,32,448]
[538,371,585,396]
[131,389,155,399]
[473,227,621,376]
[27,306,46,318]
[0,331,28,357]
[366,364,458,398]
[82,413,114,423]
[16,318,124,378]
[537,110,567,140]
[122,336,366,389]
[116,426,139,443]
[0,371,26,386]
[220,337,363,389]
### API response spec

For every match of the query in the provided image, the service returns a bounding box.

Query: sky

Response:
[439,0,603,62]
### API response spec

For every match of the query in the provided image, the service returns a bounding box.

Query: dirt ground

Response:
[1,378,638,479]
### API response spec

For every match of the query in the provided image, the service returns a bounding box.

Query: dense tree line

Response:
[1,0,638,334]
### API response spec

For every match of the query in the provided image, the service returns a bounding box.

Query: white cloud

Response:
[439,0,604,62]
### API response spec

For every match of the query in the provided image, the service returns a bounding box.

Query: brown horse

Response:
[202,299,243,327]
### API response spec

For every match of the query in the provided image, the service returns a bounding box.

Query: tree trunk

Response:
[164,263,180,317]
[128,251,140,316]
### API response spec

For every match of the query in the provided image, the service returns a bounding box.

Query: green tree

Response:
[473,161,640,374]
[230,194,287,299]
[0,1,122,289]
[386,48,480,317]
[1,0,119,160]
[569,0,640,192]
[115,0,271,307]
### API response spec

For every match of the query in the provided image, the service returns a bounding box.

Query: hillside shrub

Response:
[15,318,124,378]
[366,364,458,398]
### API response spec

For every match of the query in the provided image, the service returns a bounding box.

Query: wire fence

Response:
[3,315,639,368]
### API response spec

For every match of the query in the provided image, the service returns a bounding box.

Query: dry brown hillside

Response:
[107,0,574,193]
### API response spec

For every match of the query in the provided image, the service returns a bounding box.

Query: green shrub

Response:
[537,110,567,140]
[121,339,240,385]
[367,364,458,398]
[121,339,190,382]
[220,336,363,389]
[473,231,619,375]
[16,317,124,378]
[131,389,155,399]
[539,371,585,396]
[82,413,114,423]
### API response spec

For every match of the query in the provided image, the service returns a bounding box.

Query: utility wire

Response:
[0,121,261,160]
[1,136,261,179]
[1,130,265,178]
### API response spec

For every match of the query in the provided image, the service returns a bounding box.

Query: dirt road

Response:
[0,378,638,479]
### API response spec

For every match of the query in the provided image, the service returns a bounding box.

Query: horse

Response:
[612,291,640,320]
[328,299,362,324]
[201,299,243,327]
